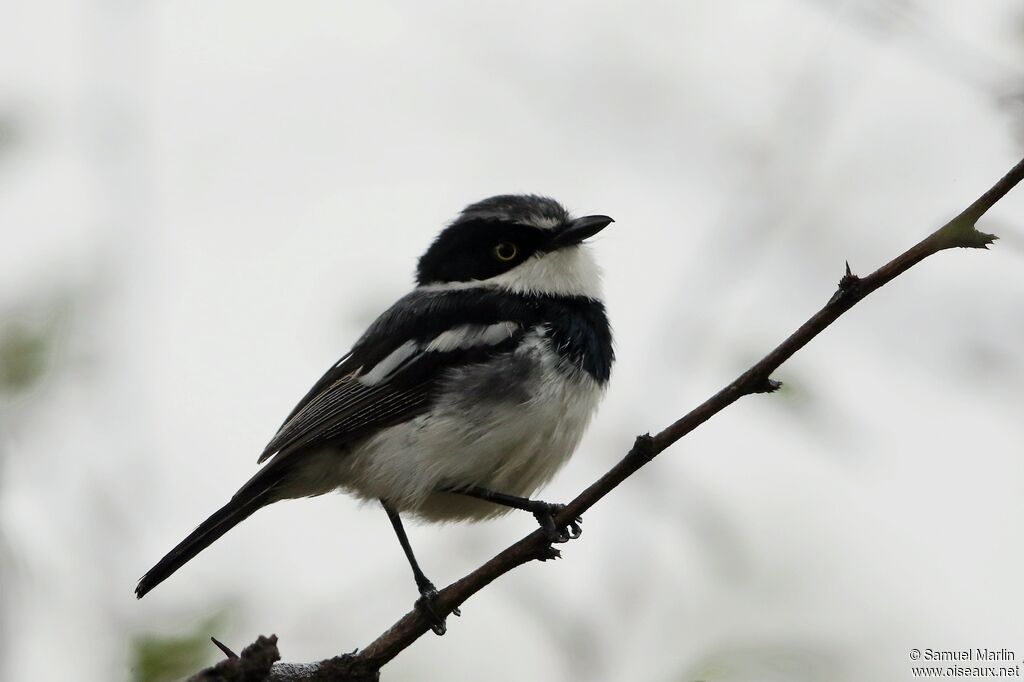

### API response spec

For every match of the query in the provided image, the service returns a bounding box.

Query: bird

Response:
[135,194,614,634]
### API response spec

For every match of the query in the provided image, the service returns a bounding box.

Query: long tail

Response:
[135,477,278,598]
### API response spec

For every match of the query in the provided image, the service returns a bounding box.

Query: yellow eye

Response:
[494,242,518,262]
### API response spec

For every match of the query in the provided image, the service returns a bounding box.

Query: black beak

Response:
[552,214,614,248]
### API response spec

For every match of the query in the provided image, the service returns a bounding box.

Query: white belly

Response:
[289,334,604,522]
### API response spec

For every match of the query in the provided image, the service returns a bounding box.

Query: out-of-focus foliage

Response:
[129,616,224,682]
[0,319,55,396]
[0,296,70,405]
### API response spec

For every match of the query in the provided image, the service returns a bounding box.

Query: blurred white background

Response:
[2,1,1023,680]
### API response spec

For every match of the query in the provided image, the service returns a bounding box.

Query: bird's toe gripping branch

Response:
[414,581,461,637]
[532,502,583,544]
[442,485,584,545]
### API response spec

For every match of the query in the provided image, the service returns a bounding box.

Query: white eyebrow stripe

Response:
[424,322,519,353]
[526,214,561,230]
[358,341,419,386]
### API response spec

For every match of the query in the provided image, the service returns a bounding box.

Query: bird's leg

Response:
[381,501,459,636]
[443,486,582,543]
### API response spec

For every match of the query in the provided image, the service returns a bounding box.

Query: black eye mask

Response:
[416,220,551,285]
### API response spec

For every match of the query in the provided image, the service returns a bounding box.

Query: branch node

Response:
[188,634,280,681]
[930,216,1000,251]
[755,378,783,394]
[838,260,860,289]
[211,636,239,660]
[827,262,862,306]
[627,433,658,465]
[308,652,381,682]
[963,229,998,249]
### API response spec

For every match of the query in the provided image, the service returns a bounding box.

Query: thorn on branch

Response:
[828,260,862,305]
[211,636,239,660]
[839,261,860,289]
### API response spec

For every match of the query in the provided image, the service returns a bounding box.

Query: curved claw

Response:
[533,503,584,544]
[416,589,446,635]
[415,586,459,636]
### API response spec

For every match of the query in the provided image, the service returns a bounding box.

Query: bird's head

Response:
[416,195,613,299]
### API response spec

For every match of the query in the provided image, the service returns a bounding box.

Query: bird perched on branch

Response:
[136,195,615,634]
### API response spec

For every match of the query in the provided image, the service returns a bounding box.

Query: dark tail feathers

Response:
[135,488,270,599]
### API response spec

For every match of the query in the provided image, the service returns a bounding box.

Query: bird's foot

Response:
[415,581,461,636]
[532,502,583,543]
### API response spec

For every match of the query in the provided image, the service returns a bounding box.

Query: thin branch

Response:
[190,156,1024,680]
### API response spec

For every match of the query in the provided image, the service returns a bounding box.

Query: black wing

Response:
[257,363,432,463]
[257,289,531,465]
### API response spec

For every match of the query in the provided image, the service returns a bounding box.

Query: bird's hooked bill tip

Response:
[556,214,614,246]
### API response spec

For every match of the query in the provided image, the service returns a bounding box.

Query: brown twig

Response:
[189,156,1024,680]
